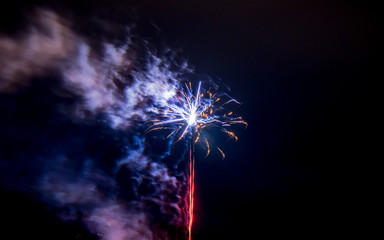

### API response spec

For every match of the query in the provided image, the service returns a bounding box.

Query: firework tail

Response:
[188,128,196,240]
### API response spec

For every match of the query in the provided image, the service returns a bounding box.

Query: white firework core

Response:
[146,81,247,146]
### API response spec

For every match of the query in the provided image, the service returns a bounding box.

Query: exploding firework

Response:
[146,81,246,240]
[146,81,247,145]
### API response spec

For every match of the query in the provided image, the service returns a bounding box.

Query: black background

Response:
[0,0,378,239]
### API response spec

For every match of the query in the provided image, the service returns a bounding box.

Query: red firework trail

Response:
[188,141,195,240]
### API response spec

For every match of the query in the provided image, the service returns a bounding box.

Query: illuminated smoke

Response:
[0,8,193,240]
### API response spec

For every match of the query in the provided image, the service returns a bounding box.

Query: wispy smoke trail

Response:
[0,8,193,239]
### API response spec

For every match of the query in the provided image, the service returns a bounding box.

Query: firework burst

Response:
[146,81,246,240]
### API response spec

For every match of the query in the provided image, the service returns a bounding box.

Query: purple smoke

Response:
[0,8,193,240]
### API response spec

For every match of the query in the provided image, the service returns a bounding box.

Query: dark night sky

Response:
[0,0,378,239]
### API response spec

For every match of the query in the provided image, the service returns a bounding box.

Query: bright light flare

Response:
[146,81,246,146]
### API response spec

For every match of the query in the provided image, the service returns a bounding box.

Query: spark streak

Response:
[146,81,246,239]
[188,138,195,240]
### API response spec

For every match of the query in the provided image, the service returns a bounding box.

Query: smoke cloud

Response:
[0,8,192,240]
